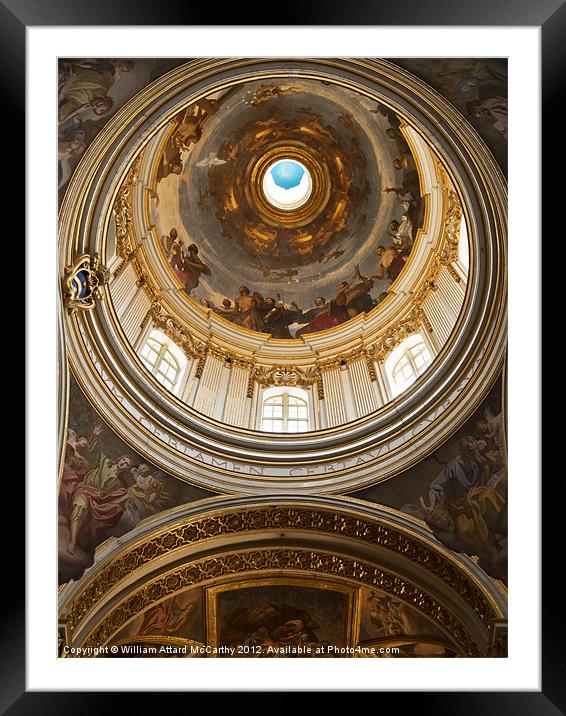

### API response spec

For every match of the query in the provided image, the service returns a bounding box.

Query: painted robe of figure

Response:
[67,443,132,554]
[426,436,506,564]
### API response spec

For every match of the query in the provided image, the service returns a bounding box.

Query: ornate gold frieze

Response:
[246,369,256,399]
[231,355,255,371]
[366,354,377,382]
[252,365,320,389]
[148,302,206,360]
[194,355,206,380]
[62,253,109,314]
[372,309,423,362]
[113,156,141,259]
[206,344,233,365]
[317,357,344,372]
[77,547,482,657]
[62,506,495,640]
[434,157,463,266]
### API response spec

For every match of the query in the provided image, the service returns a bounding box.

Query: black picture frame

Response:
[13,0,554,709]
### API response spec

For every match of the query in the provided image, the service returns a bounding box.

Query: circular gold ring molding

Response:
[246,142,331,228]
[59,58,507,495]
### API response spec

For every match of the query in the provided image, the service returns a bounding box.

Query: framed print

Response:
[15,3,553,711]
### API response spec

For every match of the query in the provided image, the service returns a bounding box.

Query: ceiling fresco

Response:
[59,376,214,583]
[353,374,507,582]
[58,58,189,199]
[108,582,460,658]
[150,79,424,339]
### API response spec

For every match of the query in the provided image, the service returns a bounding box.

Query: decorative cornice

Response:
[113,156,141,259]
[62,253,109,314]
[252,364,320,389]
[372,308,423,362]
[62,506,496,644]
[434,157,463,266]
[148,302,206,360]
[78,547,482,657]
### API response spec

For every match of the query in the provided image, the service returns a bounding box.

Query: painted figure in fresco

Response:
[220,603,321,655]
[210,298,238,321]
[367,592,406,637]
[61,429,93,513]
[295,272,375,338]
[162,228,184,271]
[171,99,219,152]
[67,424,133,554]
[393,157,420,199]
[138,596,195,636]
[58,116,87,189]
[423,435,507,573]
[163,230,211,295]
[58,68,115,122]
[431,59,507,102]
[181,244,211,294]
[390,199,414,249]
[292,297,328,326]
[468,95,508,141]
[375,245,404,283]
[156,142,184,183]
[234,286,265,332]
[246,83,299,107]
[261,298,296,339]
[119,464,170,531]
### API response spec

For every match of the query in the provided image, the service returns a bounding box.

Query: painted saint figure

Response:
[67,424,132,554]
[423,435,507,571]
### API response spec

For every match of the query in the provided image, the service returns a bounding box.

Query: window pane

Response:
[262,391,309,433]
[288,421,308,433]
[262,419,284,432]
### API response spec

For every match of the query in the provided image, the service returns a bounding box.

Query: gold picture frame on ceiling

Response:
[205,576,360,657]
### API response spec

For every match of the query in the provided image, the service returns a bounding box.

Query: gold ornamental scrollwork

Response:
[113,155,141,259]
[252,364,321,389]
[62,506,496,641]
[62,253,109,314]
[77,547,482,657]
[372,308,423,362]
[148,302,206,360]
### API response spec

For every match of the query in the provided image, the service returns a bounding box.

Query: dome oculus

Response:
[262,159,312,210]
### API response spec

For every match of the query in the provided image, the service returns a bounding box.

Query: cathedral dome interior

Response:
[58,58,507,662]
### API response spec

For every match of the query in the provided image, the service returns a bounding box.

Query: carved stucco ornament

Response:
[62,253,109,314]
[252,364,321,389]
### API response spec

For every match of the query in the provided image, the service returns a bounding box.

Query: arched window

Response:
[261,387,310,433]
[139,330,186,393]
[386,334,433,397]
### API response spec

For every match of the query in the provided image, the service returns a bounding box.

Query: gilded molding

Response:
[109,128,464,376]
[231,355,255,371]
[62,253,109,314]
[372,308,423,362]
[207,344,234,365]
[78,547,482,657]
[246,369,256,399]
[149,302,206,360]
[62,506,495,641]
[252,364,320,389]
[194,355,206,380]
[366,355,377,382]
[113,155,141,259]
